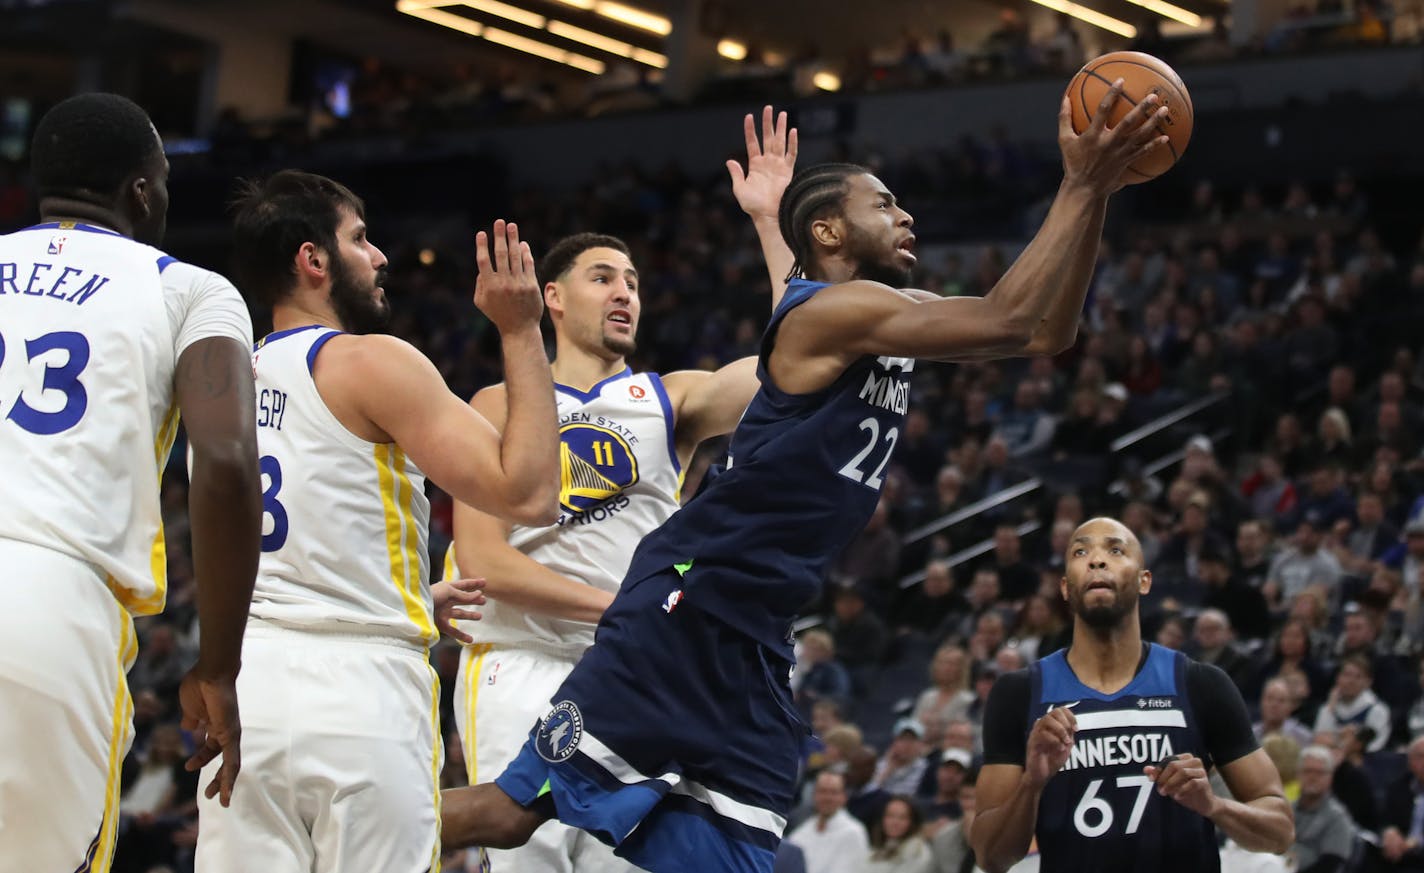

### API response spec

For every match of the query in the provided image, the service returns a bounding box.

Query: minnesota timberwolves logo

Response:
[559,423,638,514]
[536,700,584,763]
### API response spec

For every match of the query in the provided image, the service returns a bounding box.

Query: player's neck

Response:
[551,344,627,390]
[1065,620,1143,693]
[39,199,130,237]
[272,300,343,334]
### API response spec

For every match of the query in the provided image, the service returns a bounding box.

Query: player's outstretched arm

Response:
[174,335,262,806]
[445,384,615,625]
[727,104,798,310]
[661,358,758,459]
[333,222,558,525]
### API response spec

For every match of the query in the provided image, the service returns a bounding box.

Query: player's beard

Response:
[848,236,913,288]
[330,255,390,335]
[602,328,636,357]
[1070,583,1138,631]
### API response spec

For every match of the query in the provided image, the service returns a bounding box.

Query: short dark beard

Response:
[330,254,389,335]
[855,259,913,288]
[602,331,636,357]
[1070,586,1137,631]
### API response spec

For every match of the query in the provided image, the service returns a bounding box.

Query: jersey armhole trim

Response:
[156,255,179,274]
[306,329,342,375]
[648,372,682,475]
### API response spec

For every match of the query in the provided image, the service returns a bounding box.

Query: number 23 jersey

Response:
[982,643,1261,873]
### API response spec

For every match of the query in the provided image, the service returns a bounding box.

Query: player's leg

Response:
[194,630,315,873]
[306,640,443,873]
[0,542,133,873]
[458,646,584,872]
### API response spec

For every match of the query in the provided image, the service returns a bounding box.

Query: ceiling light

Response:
[1123,0,1202,27]
[1028,0,1137,38]
[463,0,545,29]
[717,39,747,60]
[812,71,841,92]
[596,1,671,35]
[483,25,606,73]
[397,0,485,36]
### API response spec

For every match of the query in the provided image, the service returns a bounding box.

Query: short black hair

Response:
[539,233,631,285]
[31,93,162,202]
[777,163,868,281]
[229,170,365,306]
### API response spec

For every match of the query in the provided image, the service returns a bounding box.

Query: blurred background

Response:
[5,0,1423,869]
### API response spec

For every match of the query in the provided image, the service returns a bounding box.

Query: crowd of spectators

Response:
[5,91,1408,871]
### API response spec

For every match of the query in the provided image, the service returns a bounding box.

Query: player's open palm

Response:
[727,104,798,222]
[1058,80,1171,195]
[433,577,487,644]
[474,219,542,333]
[178,668,241,806]
[1025,706,1077,788]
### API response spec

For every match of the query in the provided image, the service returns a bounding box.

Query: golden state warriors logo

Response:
[559,423,638,514]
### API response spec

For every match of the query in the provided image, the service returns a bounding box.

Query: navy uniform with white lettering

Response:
[495,277,914,873]
[982,642,1261,873]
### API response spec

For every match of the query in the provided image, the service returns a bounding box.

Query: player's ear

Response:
[1138,569,1152,595]
[544,280,564,317]
[1059,575,1069,602]
[295,241,325,283]
[810,216,842,252]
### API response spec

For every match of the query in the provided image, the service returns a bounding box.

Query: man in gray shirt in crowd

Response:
[1292,745,1359,873]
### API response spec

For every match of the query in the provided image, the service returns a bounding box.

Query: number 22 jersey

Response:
[982,643,1262,873]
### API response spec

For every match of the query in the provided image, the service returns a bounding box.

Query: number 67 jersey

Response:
[0,222,253,614]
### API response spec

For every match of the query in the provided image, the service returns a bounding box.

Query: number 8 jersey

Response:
[247,326,435,647]
[0,222,252,615]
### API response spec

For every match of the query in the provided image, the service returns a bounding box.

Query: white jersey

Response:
[445,369,682,655]
[0,221,252,615]
[250,326,435,647]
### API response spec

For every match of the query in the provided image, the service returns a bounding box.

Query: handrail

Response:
[1108,427,1233,495]
[898,520,1042,589]
[903,478,1043,546]
[1109,391,1229,453]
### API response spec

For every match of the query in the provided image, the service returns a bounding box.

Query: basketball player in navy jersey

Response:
[440,83,1176,873]
[971,517,1293,873]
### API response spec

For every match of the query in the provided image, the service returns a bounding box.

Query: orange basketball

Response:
[1067,51,1194,185]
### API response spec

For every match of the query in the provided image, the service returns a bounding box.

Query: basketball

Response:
[1067,51,1194,184]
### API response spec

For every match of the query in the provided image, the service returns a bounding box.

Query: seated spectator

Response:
[1008,594,1064,662]
[930,775,978,873]
[968,611,1008,665]
[835,498,902,596]
[1257,678,1316,748]
[846,745,891,831]
[1242,455,1298,526]
[864,795,936,873]
[1315,654,1392,753]
[1234,517,1277,592]
[1263,732,1304,802]
[872,719,930,797]
[127,622,192,699]
[1188,608,1255,690]
[794,629,853,718]
[1339,491,1401,575]
[1294,465,1356,530]
[1310,408,1358,470]
[112,722,198,873]
[1202,548,1271,641]
[828,583,889,669]
[1122,335,1164,397]
[924,748,973,822]
[1158,493,1231,598]
[1379,737,1424,871]
[982,524,1039,603]
[894,561,969,637]
[992,380,1056,459]
[1252,619,1330,708]
[973,438,1031,511]
[786,771,870,873]
[1266,511,1345,607]
[912,644,975,748]
[804,708,859,777]
[1050,388,1102,458]
[1155,614,1189,650]
[1292,745,1360,873]
[1331,725,1381,833]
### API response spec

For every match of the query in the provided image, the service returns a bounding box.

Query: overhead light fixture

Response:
[1123,0,1202,27]
[549,0,670,35]
[717,39,747,60]
[483,26,606,73]
[545,20,667,66]
[812,71,841,92]
[397,0,485,36]
[1028,0,1137,38]
[465,0,545,29]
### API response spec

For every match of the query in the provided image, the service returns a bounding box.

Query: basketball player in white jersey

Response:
[443,106,798,871]
[0,93,260,873]
[193,170,559,873]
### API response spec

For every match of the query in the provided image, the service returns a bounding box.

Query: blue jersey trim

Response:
[155,255,179,274]
[254,323,326,352]
[306,329,343,375]
[1037,644,1179,704]
[23,221,122,236]
[555,367,633,403]
[648,372,682,475]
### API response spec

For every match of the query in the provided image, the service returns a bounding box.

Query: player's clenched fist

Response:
[1025,705,1077,788]
[1145,753,1217,818]
[474,219,543,331]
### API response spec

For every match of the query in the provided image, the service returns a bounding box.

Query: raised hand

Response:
[726,105,798,222]
[1025,704,1077,788]
[433,577,487,645]
[178,667,241,806]
[473,220,543,332]
[1058,80,1171,196]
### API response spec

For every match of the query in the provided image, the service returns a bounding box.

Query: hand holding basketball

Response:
[1067,51,1194,185]
[1058,79,1171,197]
[474,219,543,332]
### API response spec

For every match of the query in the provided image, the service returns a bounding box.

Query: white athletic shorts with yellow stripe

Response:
[0,539,136,873]
[196,622,443,873]
[455,644,636,873]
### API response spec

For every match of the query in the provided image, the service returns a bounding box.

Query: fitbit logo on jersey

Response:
[535,701,584,763]
[1137,698,1174,708]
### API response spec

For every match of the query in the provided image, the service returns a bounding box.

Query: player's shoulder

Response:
[1180,654,1245,705]
[154,252,239,296]
[986,666,1034,708]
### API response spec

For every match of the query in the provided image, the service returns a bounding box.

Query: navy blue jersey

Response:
[624,278,913,655]
[1030,644,1219,873]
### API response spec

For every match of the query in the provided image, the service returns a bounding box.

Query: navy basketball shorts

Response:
[495,566,806,873]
